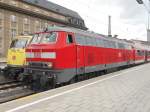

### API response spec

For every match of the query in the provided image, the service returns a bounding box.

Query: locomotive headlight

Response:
[47,62,53,68]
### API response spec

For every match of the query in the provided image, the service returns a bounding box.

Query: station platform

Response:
[1,63,150,112]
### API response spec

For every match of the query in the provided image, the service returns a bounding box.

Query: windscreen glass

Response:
[30,32,57,44]
[10,39,27,48]
[30,34,43,44]
[41,32,57,44]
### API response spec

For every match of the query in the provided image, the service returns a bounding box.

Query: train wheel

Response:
[2,69,10,78]
[32,78,41,91]
[50,78,56,89]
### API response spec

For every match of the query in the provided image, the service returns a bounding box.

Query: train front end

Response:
[25,31,58,89]
[24,26,76,90]
[3,35,32,79]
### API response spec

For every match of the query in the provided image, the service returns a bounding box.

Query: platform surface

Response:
[1,63,150,112]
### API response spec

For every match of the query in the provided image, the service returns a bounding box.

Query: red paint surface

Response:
[26,31,149,70]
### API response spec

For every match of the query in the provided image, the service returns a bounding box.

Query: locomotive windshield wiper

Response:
[30,34,42,44]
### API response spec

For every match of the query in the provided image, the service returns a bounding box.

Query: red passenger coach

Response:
[24,26,148,89]
[132,42,149,64]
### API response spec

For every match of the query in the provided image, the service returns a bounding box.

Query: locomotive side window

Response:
[85,37,96,46]
[95,38,100,47]
[75,34,86,45]
[108,40,113,48]
[85,37,91,46]
[118,43,125,49]
[111,41,117,48]
[98,38,105,47]
[103,40,109,48]
[67,34,73,44]
[92,38,97,46]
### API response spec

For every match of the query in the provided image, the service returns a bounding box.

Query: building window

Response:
[0,12,3,26]
[0,27,4,52]
[23,18,30,34]
[10,15,18,39]
[11,29,17,39]
[35,20,41,32]
[45,22,48,28]
[0,27,3,48]
[0,11,4,52]
[10,15,17,22]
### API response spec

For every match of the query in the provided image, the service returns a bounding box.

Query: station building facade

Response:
[0,0,86,57]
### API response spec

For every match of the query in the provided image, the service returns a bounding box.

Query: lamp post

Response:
[136,0,150,41]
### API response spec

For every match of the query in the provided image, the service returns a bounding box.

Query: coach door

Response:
[145,50,148,62]
[75,35,85,75]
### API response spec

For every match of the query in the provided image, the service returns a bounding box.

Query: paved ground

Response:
[1,63,150,112]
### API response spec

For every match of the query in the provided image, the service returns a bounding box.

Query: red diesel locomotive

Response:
[23,26,150,89]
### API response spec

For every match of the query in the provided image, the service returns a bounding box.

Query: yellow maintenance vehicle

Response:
[3,35,32,79]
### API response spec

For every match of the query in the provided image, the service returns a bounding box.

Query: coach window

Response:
[95,38,99,47]
[67,34,73,44]
[99,39,104,47]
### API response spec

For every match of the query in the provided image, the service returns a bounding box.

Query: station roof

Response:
[22,0,82,19]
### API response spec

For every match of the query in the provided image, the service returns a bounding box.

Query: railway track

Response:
[0,80,35,104]
[0,81,22,90]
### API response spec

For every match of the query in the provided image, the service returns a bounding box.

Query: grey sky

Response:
[49,0,149,40]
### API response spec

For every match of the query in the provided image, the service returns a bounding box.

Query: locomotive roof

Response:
[46,26,132,45]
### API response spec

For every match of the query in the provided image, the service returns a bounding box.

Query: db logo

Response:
[12,56,16,60]
[118,52,122,57]
[34,52,41,58]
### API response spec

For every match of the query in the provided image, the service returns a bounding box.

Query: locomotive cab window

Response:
[10,39,27,48]
[30,34,42,44]
[67,34,73,44]
[41,32,57,44]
